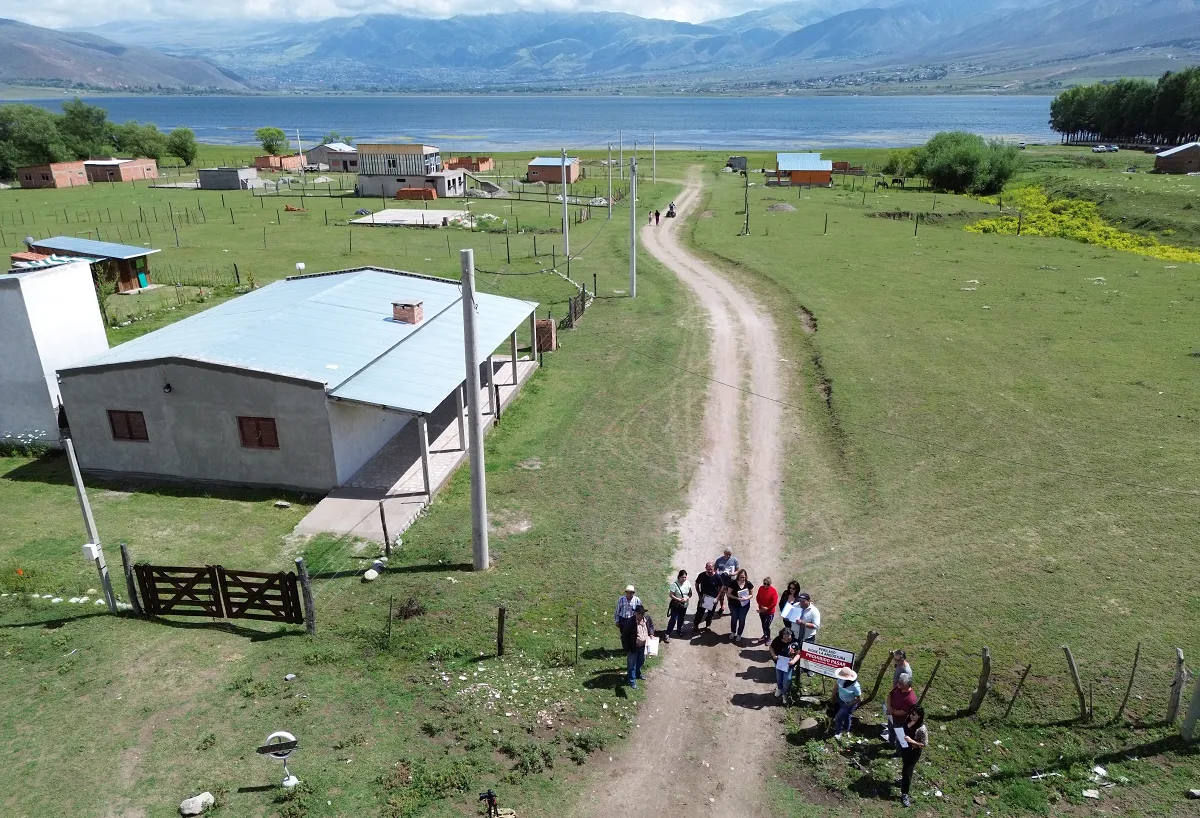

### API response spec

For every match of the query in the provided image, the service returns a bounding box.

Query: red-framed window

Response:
[237,416,279,449]
[108,410,149,441]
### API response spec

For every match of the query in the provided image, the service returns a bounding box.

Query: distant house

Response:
[0,260,109,447]
[305,142,358,172]
[57,267,538,492]
[29,236,159,294]
[199,167,259,190]
[255,154,304,172]
[84,158,159,183]
[773,153,834,187]
[1154,142,1200,174]
[355,143,464,199]
[447,156,494,173]
[527,156,580,184]
[17,161,88,189]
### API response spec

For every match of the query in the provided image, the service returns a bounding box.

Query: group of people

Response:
[615,556,929,807]
[646,201,678,226]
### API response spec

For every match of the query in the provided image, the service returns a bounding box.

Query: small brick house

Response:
[17,161,88,189]
[84,158,159,183]
[254,154,305,171]
[1154,143,1200,174]
[447,156,495,172]
[527,156,580,184]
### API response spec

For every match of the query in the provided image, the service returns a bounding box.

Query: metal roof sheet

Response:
[529,156,578,166]
[1157,142,1200,157]
[65,267,537,416]
[317,142,357,153]
[30,235,159,260]
[777,153,833,172]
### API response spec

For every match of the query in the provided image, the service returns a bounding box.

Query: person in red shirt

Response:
[887,674,918,752]
[755,576,779,644]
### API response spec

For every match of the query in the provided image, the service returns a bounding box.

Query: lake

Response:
[19,94,1057,150]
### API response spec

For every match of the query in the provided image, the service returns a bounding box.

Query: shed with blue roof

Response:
[57,267,539,492]
[527,156,580,185]
[30,235,159,293]
[774,153,834,187]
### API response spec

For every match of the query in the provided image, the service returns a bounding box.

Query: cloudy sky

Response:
[4,0,777,28]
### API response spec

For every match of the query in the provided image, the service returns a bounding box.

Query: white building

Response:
[0,261,109,448]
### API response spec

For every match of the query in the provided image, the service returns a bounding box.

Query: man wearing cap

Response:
[791,592,821,644]
[713,548,739,614]
[833,666,862,737]
[692,562,722,634]
[620,604,654,689]
[615,585,641,634]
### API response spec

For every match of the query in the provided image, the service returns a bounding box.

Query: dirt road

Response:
[578,172,787,816]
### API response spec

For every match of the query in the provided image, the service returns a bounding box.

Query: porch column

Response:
[529,312,538,361]
[509,331,518,385]
[418,415,432,496]
[485,355,497,417]
[455,385,467,451]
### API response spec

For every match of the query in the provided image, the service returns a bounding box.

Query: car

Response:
[1018,142,1027,149]
[1092,145,1107,153]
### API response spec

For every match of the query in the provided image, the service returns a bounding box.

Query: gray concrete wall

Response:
[356,169,465,199]
[59,360,339,491]
[328,400,411,486]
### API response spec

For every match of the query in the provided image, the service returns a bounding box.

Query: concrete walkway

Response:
[293,357,538,543]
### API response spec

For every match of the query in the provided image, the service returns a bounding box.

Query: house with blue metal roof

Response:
[527,156,580,185]
[57,267,539,492]
[30,235,159,293]
[773,153,834,187]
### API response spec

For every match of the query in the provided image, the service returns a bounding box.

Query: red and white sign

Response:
[798,642,855,678]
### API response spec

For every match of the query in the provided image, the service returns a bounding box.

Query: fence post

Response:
[575,608,580,667]
[1114,642,1141,723]
[1003,663,1032,720]
[916,658,941,707]
[854,630,879,672]
[1167,648,1186,723]
[379,500,391,557]
[860,652,895,707]
[497,605,506,657]
[296,557,316,636]
[966,646,991,714]
[119,542,142,616]
[1064,645,1089,722]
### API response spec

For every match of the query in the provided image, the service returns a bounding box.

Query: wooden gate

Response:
[134,563,304,624]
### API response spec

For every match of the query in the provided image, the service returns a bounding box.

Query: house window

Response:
[23,173,31,180]
[108,410,149,441]
[41,173,50,181]
[238,416,279,449]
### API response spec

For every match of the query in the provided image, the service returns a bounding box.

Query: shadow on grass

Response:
[580,647,623,661]
[147,616,301,642]
[0,611,108,629]
[582,670,628,691]
[731,690,779,711]
[736,664,776,685]
[985,733,1197,784]
[387,562,475,575]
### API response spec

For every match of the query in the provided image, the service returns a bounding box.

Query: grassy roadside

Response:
[685,159,1200,815]
[0,156,708,817]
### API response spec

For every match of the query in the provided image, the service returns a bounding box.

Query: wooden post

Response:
[860,653,895,707]
[497,605,506,657]
[1003,663,1032,720]
[1017,211,1023,236]
[119,542,142,616]
[966,647,991,714]
[854,630,879,671]
[1064,645,1089,722]
[575,608,580,667]
[1114,642,1141,723]
[485,356,496,416]
[529,312,537,357]
[916,658,941,707]
[455,385,467,452]
[379,500,391,557]
[1167,648,1186,724]
[296,557,316,636]
[823,213,828,235]
[417,415,432,496]
[387,595,394,649]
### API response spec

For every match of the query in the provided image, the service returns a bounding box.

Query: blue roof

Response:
[64,268,537,416]
[777,153,833,172]
[30,235,160,261]
[529,156,578,166]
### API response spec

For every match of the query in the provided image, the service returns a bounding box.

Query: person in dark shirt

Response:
[692,562,722,634]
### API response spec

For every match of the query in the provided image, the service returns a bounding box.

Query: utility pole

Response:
[64,438,117,613]
[607,143,613,220]
[740,170,750,236]
[619,130,623,180]
[561,147,570,261]
[652,132,656,184]
[629,157,637,298]
[460,250,490,572]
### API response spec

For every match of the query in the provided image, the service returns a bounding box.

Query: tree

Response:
[113,121,168,161]
[0,103,69,179]
[881,149,918,177]
[914,131,1022,195]
[255,127,288,155]
[166,127,199,166]
[1049,67,1200,144]
[58,98,114,159]
[322,130,353,145]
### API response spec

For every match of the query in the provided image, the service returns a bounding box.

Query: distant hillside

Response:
[0,18,248,91]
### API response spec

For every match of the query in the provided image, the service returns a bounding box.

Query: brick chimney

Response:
[392,300,424,324]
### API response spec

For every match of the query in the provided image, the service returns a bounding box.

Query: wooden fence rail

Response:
[134,563,304,625]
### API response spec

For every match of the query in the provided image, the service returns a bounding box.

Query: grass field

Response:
[687,153,1200,815]
[1,143,1198,817]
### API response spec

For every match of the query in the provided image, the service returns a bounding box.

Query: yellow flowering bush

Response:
[967,186,1200,264]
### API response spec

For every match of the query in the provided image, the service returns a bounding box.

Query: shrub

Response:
[914,131,1022,194]
[881,149,918,177]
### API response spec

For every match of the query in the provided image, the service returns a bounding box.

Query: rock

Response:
[362,569,379,582]
[274,501,291,509]
[973,795,987,806]
[284,673,296,681]
[797,717,821,731]
[371,560,385,572]
[1082,789,1101,800]
[179,791,215,815]
[51,598,62,604]
[799,696,822,705]
[1187,789,1200,799]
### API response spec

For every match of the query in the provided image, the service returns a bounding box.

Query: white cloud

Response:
[4,0,772,28]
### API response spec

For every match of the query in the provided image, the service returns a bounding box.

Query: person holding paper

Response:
[755,576,779,644]
[792,592,821,644]
[621,604,654,689]
[727,569,754,644]
[664,569,692,642]
[713,548,739,614]
[887,673,918,752]
[897,705,928,807]
[769,628,801,698]
[778,580,802,626]
[692,562,722,634]
[882,650,914,740]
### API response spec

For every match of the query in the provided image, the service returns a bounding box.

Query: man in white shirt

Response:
[792,592,820,643]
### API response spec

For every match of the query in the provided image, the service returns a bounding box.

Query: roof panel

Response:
[1157,142,1200,157]
[777,153,833,172]
[529,157,578,166]
[30,235,160,260]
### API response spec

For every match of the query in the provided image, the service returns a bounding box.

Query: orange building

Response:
[84,158,159,183]
[774,153,834,186]
[527,156,580,184]
[446,156,495,172]
[254,154,305,171]
[17,161,88,189]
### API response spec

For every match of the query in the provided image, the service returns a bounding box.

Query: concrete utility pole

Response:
[619,130,624,180]
[607,143,613,220]
[629,157,637,298]
[561,147,570,261]
[740,170,751,236]
[652,132,656,184]
[65,438,117,613]
[460,250,490,572]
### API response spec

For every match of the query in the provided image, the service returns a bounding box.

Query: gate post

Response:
[296,558,316,636]
[119,542,143,616]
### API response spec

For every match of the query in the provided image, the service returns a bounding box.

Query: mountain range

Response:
[6,0,1200,92]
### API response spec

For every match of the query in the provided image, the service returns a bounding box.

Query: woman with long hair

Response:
[727,568,754,644]
[898,705,928,807]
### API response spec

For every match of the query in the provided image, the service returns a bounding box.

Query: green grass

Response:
[0,153,709,817]
[687,155,1200,815]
